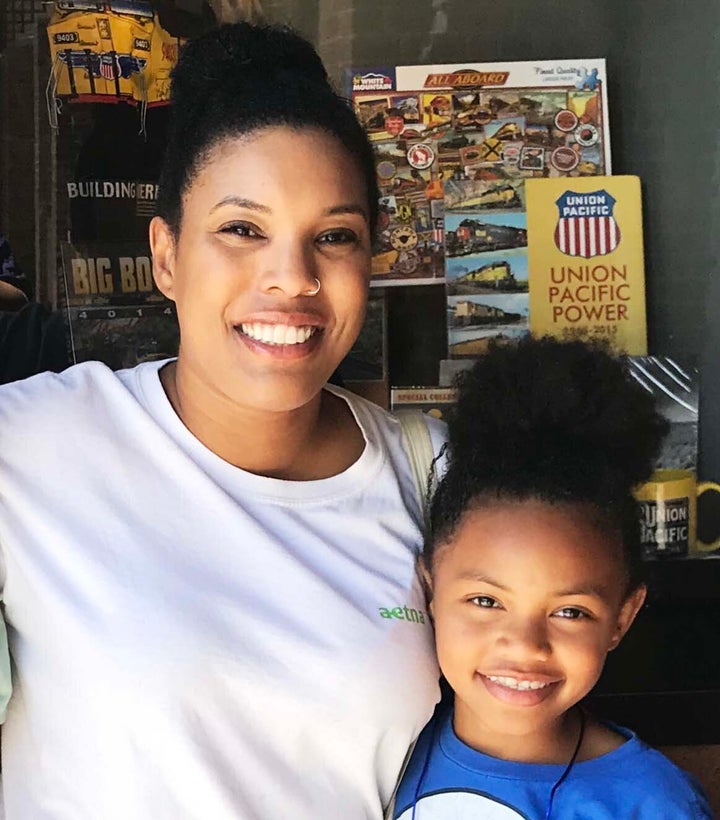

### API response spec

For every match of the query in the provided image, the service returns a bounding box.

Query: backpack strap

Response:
[395,410,436,519]
[384,410,436,819]
[383,738,416,820]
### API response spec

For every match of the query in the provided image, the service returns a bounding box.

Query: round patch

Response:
[406,142,436,170]
[574,122,599,147]
[551,145,580,172]
[554,108,578,132]
[390,226,418,251]
[395,249,420,274]
[376,160,396,180]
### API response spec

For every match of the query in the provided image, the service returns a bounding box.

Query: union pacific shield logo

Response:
[554,190,621,258]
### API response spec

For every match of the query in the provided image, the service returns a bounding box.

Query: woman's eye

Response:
[555,607,588,620]
[219,222,261,239]
[469,595,500,609]
[317,229,358,246]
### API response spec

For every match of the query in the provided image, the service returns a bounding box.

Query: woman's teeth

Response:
[240,323,317,345]
[486,676,551,691]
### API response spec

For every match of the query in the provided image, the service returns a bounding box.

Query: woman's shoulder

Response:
[0,360,153,434]
[0,359,113,401]
[325,383,448,453]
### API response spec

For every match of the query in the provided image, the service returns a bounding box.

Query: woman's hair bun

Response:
[171,22,329,103]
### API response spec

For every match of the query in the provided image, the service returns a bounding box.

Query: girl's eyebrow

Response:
[456,572,508,590]
[455,574,611,600]
[553,584,610,598]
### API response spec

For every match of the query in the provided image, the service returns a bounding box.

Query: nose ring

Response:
[305,277,321,296]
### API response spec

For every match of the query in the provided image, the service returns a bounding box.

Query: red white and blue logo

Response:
[554,190,620,258]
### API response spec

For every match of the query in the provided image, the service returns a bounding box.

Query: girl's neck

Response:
[452,698,584,765]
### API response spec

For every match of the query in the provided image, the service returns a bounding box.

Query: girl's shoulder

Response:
[571,721,714,818]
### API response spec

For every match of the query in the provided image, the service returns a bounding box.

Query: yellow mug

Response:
[635,469,720,558]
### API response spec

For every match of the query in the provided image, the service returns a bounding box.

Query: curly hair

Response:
[156,23,379,237]
[426,336,668,591]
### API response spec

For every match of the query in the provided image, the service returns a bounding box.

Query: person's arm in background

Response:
[0,280,28,312]
[0,281,70,384]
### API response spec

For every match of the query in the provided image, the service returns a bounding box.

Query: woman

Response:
[0,23,443,819]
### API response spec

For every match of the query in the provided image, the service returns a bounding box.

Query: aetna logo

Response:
[379,605,426,624]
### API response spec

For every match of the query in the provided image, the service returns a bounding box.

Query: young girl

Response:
[394,336,713,819]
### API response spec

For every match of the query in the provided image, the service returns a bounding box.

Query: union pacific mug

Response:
[635,469,720,558]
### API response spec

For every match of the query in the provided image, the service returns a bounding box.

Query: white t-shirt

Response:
[0,361,443,820]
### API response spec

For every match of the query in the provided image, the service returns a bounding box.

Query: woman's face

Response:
[151,126,372,413]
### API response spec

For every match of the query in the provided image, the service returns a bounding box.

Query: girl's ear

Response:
[608,584,646,652]
[419,557,434,618]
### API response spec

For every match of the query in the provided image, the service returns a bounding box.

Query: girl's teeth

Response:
[486,675,550,691]
[241,324,315,345]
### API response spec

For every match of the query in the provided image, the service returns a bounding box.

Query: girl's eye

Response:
[317,229,358,246]
[219,222,262,239]
[469,595,500,609]
[555,607,588,620]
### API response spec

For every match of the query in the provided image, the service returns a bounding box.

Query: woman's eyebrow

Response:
[210,196,271,214]
[325,204,368,218]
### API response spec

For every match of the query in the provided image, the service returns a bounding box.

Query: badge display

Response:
[350,59,611,287]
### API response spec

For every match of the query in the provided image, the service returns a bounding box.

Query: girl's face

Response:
[151,126,372,413]
[427,499,645,754]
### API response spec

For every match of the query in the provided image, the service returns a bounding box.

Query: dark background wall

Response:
[268,0,720,480]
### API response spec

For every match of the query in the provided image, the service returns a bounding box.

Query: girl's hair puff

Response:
[156,23,379,236]
[426,336,668,591]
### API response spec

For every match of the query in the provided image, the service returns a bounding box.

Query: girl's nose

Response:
[497,616,552,661]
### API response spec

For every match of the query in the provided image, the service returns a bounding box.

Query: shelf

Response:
[642,553,720,603]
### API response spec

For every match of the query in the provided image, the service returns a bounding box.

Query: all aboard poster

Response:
[350,59,611,287]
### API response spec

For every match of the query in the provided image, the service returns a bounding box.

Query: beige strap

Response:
[383,736,418,820]
[396,410,435,518]
[383,410,435,819]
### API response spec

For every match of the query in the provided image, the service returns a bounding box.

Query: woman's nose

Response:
[260,239,320,298]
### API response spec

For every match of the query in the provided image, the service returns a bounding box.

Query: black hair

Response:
[156,23,379,236]
[426,336,668,592]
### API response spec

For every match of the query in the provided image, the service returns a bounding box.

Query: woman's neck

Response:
[159,360,364,480]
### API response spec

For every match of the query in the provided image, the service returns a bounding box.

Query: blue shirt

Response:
[395,709,713,819]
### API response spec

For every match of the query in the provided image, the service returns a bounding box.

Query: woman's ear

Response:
[608,583,646,652]
[150,216,177,301]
